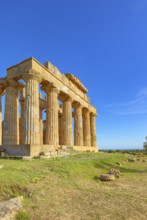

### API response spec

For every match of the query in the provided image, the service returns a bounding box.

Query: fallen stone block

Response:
[100,174,115,181]
[0,196,23,220]
[108,168,120,177]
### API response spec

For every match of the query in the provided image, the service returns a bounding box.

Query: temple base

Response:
[73,146,98,152]
[0,145,98,157]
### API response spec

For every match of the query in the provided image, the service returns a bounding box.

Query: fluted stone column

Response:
[74,103,83,146]
[3,82,19,145]
[83,109,91,146]
[45,86,59,145]
[0,89,3,145]
[59,112,63,145]
[23,73,42,144]
[62,97,72,145]
[19,87,25,144]
[40,109,43,145]
[90,113,97,147]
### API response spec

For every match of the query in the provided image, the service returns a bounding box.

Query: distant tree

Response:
[143,136,147,152]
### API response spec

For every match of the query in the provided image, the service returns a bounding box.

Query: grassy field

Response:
[0,152,147,220]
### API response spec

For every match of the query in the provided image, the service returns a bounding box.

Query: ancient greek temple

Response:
[0,57,98,156]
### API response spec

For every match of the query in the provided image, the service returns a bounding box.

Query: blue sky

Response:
[0,0,147,149]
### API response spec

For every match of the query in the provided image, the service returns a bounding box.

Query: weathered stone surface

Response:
[23,73,41,145]
[43,152,51,156]
[83,109,91,146]
[45,86,59,145]
[74,103,83,146]
[50,151,58,156]
[108,169,120,177]
[0,196,23,220]
[90,112,97,146]
[0,58,98,157]
[61,145,67,150]
[62,97,72,145]
[100,174,115,181]
[58,151,70,156]
[3,85,19,145]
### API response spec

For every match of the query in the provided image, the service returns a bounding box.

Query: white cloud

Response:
[106,87,147,115]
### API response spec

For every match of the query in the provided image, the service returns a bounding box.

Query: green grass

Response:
[0,152,147,220]
[15,211,30,220]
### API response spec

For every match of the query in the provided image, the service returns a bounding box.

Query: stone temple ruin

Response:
[0,57,98,156]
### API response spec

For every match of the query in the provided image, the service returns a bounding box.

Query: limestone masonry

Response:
[0,57,98,156]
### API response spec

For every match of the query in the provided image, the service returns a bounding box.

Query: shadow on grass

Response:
[94,161,147,174]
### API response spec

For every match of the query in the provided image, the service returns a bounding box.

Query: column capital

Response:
[49,86,59,94]
[90,112,98,117]
[41,84,59,94]
[7,80,24,91]
[22,72,42,83]
[83,107,90,115]
[7,79,18,88]
[73,102,83,109]
[63,95,72,102]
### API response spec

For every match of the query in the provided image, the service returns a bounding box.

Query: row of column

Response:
[0,73,97,147]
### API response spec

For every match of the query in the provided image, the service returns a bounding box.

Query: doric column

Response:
[23,73,42,144]
[40,109,43,145]
[45,86,59,145]
[90,113,97,147]
[0,88,4,145]
[59,112,63,145]
[3,81,19,145]
[19,87,25,144]
[74,103,83,146]
[83,108,91,146]
[62,97,72,145]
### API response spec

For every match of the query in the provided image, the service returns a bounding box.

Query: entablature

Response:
[4,57,97,114]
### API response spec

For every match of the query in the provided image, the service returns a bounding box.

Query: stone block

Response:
[50,151,58,156]
[0,196,23,220]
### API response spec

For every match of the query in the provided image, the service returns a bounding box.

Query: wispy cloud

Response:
[106,88,147,115]
[130,0,147,12]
